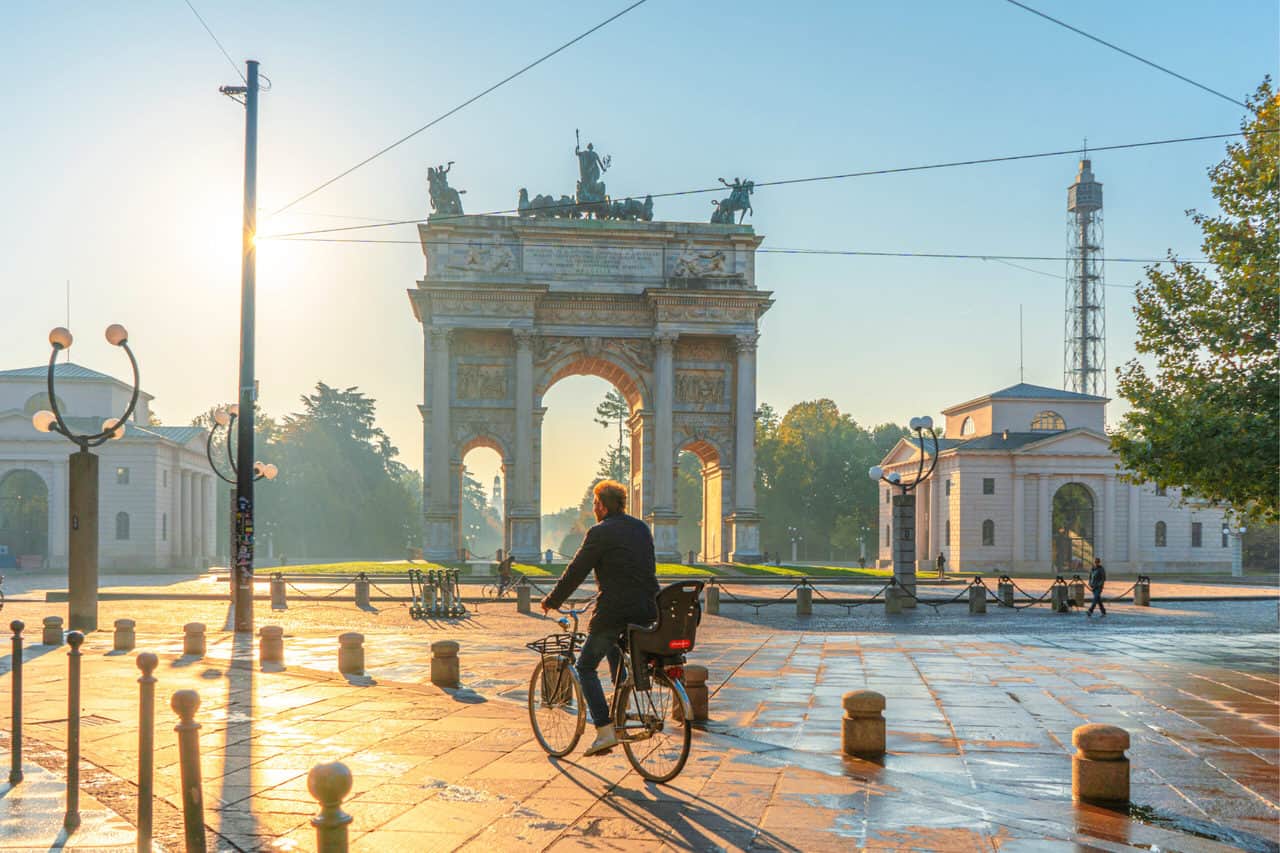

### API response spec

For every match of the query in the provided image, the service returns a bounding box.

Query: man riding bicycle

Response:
[541,479,659,756]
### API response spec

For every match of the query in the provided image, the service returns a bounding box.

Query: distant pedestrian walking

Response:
[936,552,946,577]
[1086,557,1107,617]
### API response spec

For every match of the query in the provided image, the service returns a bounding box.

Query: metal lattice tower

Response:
[1064,157,1105,396]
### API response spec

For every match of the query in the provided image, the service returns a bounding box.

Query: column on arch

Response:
[728,333,762,563]
[647,332,680,560]
[508,329,540,560]
[424,326,458,560]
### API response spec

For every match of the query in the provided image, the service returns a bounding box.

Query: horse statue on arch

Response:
[710,177,754,224]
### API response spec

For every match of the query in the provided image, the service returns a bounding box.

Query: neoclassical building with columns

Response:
[408,214,771,563]
[0,363,216,571]
[876,383,1232,574]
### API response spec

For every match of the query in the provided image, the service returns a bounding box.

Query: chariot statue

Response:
[710,177,753,224]
[428,161,465,216]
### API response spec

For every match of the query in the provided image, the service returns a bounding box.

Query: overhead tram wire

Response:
[1002,0,1250,111]
[267,0,651,218]
[262,130,1266,240]
[181,0,245,82]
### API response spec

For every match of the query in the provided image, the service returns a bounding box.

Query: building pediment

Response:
[1013,428,1112,455]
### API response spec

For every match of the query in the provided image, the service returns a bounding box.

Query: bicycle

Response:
[482,569,525,601]
[525,581,704,783]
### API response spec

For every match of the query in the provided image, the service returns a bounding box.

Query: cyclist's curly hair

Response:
[593,479,627,514]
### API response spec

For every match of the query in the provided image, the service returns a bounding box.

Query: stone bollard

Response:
[1069,576,1086,607]
[1051,583,1069,613]
[841,690,886,759]
[705,585,720,615]
[516,582,531,615]
[1134,576,1151,607]
[42,615,64,646]
[9,621,24,785]
[308,761,354,853]
[1072,723,1130,805]
[354,573,371,609]
[884,585,904,615]
[431,640,460,688]
[968,584,987,614]
[113,618,136,652]
[796,584,813,616]
[136,652,158,853]
[183,622,206,657]
[338,633,364,676]
[171,689,207,853]
[270,572,287,610]
[259,625,284,666]
[998,578,1015,608]
[682,665,709,722]
[65,631,85,831]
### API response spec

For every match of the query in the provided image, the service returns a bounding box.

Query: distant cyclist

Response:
[541,480,658,756]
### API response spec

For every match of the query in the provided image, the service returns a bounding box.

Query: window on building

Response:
[1154,521,1167,547]
[983,477,995,495]
[960,416,976,436]
[116,467,130,485]
[945,479,952,496]
[945,519,952,544]
[1191,522,1202,548]
[1030,410,1066,431]
[1156,485,1167,497]
[163,470,168,488]
[982,519,995,546]
[885,525,890,543]
[162,513,167,541]
[116,512,130,541]
[885,488,890,504]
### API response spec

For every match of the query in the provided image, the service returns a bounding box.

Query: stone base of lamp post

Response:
[646,510,681,562]
[728,511,762,564]
[68,450,99,632]
[423,511,458,561]
[891,494,917,609]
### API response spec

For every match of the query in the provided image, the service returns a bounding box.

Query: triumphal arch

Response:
[408,157,771,563]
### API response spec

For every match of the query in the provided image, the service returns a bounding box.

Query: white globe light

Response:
[228,404,240,417]
[104,324,129,346]
[102,418,125,440]
[49,327,73,349]
[887,472,901,484]
[32,410,56,433]
[213,408,231,427]
[253,461,265,476]
[868,466,883,481]
[908,416,924,431]
[262,463,279,480]
[919,415,934,431]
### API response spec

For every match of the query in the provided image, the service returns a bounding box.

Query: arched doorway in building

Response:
[0,469,49,565]
[1053,482,1095,570]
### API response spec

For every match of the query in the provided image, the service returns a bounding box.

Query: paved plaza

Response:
[0,575,1277,851]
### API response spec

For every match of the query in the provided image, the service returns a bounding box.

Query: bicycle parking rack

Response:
[407,568,466,619]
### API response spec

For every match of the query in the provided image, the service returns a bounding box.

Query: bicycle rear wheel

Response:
[528,656,585,756]
[615,672,691,783]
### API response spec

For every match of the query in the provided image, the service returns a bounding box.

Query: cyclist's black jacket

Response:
[543,511,659,633]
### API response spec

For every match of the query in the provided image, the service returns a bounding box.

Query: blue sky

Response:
[2,1,1275,511]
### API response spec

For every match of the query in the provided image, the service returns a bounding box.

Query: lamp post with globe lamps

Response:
[1221,522,1247,578]
[868,416,940,604]
[205,405,277,623]
[31,325,139,632]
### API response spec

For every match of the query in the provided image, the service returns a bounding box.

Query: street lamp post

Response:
[31,325,139,632]
[869,416,940,604]
[205,406,277,616]
[1222,522,1247,578]
[787,526,799,564]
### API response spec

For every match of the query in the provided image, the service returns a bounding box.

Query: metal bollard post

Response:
[431,640,460,688]
[9,620,23,784]
[841,690,886,759]
[1051,581,1069,613]
[705,584,720,615]
[796,583,813,616]
[113,618,136,652]
[1134,575,1151,606]
[997,577,1014,608]
[516,581,531,615]
[308,761,354,853]
[171,690,207,853]
[1072,723,1130,805]
[259,625,284,666]
[42,615,64,646]
[136,652,158,853]
[681,665,709,722]
[65,630,85,831]
[354,573,371,609]
[968,583,987,614]
[338,633,364,675]
[884,583,904,615]
[270,572,287,610]
[183,622,206,657]
[1069,575,1086,607]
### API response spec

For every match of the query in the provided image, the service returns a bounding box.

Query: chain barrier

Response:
[1104,579,1141,603]
[807,578,896,613]
[285,579,355,602]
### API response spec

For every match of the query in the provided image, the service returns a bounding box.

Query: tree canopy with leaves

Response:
[1113,80,1279,523]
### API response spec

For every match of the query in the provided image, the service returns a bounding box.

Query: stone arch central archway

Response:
[409,215,772,562]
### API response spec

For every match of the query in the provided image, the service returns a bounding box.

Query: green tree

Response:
[593,390,630,483]
[1112,80,1279,524]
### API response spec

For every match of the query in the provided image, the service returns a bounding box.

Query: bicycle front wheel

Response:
[528,656,585,757]
[615,672,692,783]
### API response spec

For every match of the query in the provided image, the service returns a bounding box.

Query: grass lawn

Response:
[264,559,941,581]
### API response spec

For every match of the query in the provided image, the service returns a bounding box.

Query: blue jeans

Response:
[576,630,622,727]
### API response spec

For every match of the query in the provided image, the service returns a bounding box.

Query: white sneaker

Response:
[584,723,618,756]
